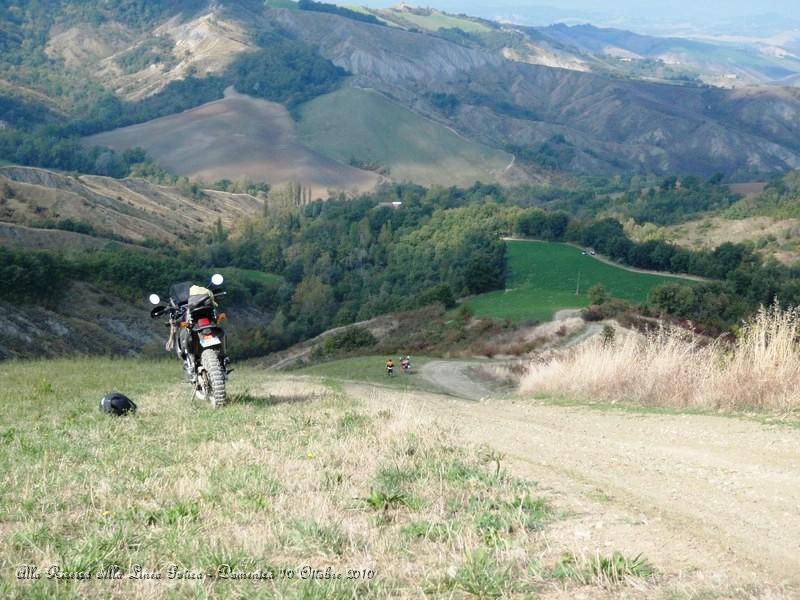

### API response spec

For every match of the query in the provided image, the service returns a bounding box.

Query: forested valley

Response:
[4,178,800,357]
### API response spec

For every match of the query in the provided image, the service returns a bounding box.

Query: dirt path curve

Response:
[418,360,497,401]
[562,322,603,348]
[346,382,800,592]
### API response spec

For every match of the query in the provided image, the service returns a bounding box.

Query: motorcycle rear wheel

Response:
[199,349,226,408]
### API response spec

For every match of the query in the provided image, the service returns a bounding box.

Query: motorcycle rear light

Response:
[197,317,212,327]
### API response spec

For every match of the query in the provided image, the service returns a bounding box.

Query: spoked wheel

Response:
[197,349,226,408]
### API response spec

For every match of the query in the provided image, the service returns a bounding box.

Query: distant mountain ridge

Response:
[2,0,800,185]
[538,23,800,86]
[272,6,800,175]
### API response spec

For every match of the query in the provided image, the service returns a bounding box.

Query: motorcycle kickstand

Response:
[189,386,201,408]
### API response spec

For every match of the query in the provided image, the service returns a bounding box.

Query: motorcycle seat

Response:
[187,294,213,309]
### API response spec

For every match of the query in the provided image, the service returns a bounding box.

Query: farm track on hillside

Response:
[346,380,800,593]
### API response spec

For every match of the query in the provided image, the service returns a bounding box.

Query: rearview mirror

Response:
[149,294,161,305]
[211,273,224,286]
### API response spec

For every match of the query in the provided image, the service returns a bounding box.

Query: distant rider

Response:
[385,358,394,376]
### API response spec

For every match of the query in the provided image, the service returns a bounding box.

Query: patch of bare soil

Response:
[728,182,768,197]
[345,382,800,596]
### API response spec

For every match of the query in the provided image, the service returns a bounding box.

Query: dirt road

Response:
[346,381,800,593]
[419,360,498,400]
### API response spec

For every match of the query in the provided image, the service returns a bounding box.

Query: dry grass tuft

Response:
[521,304,800,412]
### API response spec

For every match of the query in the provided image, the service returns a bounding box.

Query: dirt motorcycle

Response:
[149,274,231,407]
[401,357,412,374]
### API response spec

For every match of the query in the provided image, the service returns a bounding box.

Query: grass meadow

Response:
[467,240,689,322]
[0,358,657,597]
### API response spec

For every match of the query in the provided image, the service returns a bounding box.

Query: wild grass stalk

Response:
[521,305,800,411]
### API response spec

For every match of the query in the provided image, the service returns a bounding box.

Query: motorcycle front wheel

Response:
[198,349,226,408]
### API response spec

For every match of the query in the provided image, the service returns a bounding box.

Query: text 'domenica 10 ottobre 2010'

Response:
[16,563,377,583]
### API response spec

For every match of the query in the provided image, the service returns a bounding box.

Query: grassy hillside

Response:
[296,87,512,187]
[522,304,800,412]
[0,358,567,597]
[653,172,800,265]
[466,240,688,321]
[664,216,800,265]
[372,7,491,33]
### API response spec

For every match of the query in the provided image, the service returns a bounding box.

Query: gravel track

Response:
[345,381,800,592]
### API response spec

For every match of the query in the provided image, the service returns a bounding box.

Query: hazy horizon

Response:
[353,0,800,35]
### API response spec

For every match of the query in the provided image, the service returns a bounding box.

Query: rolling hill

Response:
[539,23,800,86]
[4,1,800,182]
[0,165,263,248]
[86,88,381,199]
[365,5,492,33]
[297,87,518,187]
[273,6,800,175]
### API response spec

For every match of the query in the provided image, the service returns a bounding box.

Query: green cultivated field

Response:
[467,240,689,322]
[297,88,510,187]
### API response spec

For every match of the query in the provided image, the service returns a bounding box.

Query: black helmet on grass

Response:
[100,392,137,416]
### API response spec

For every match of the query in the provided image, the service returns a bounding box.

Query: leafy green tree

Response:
[231,32,346,108]
[588,283,609,305]
[416,284,456,309]
[648,283,696,318]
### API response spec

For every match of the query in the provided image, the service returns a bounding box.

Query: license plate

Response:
[200,336,220,347]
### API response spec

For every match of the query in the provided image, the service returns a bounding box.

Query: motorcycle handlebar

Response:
[150,291,226,319]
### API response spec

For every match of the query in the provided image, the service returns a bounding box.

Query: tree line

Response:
[511,204,800,331]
